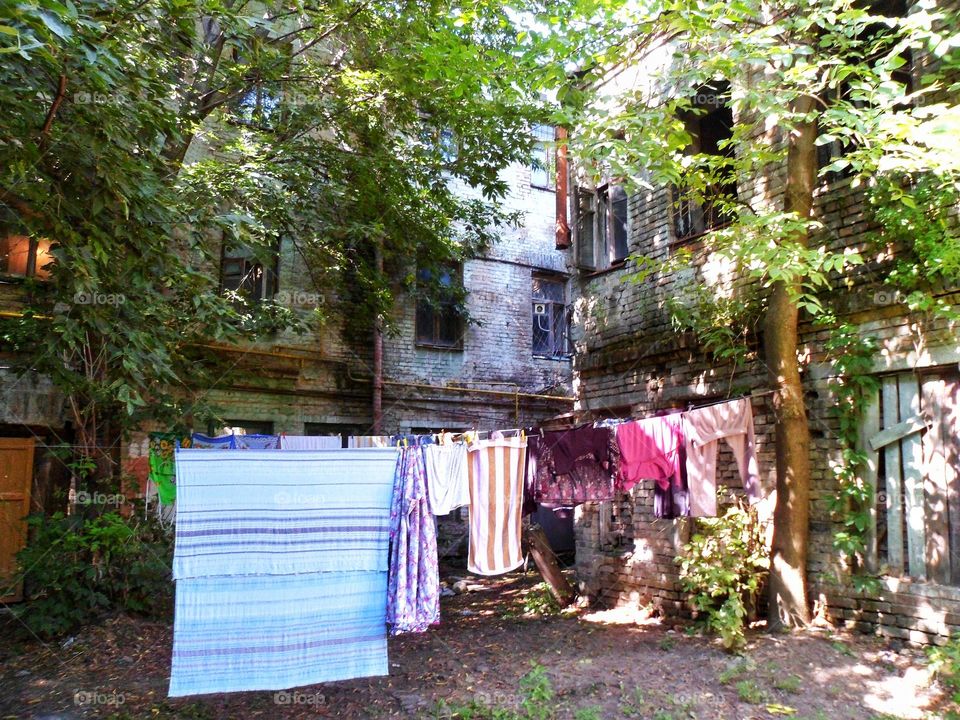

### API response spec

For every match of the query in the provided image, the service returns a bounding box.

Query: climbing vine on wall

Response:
[868,174,960,319]
[821,319,880,590]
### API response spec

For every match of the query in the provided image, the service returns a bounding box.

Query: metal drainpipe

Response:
[372,239,384,434]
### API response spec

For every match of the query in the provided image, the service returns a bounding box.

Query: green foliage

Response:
[928,632,960,718]
[572,708,602,720]
[868,174,960,320]
[433,663,555,720]
[677,494,769,652]
[521,582,561,616]
[519,663,555,720]
[12,511,172,639]
[735,679,767,704]
[773,674,802,694]
[0,0,547,476]
[821,320,881,580]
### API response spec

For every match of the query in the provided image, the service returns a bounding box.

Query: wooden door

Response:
[0,438,34,602]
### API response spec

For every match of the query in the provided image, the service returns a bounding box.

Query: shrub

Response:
[928,632,960,718]
[676,493,768,652]
[12,510,173,638]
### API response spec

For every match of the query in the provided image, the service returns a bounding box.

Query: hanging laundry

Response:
[528,427,618,508]
[169,447,397,697]
[683,397,761,517]
[386,446,440,635]
[172,448,395,579]
[280,435,342,450]
[234,433,280,450]
[616,414,689,518]
[189,433,236,449]
[170,570,388,695]
[422,442,470,515]
[466,436,527,576]
[348,435,390,448]
[148,432,180,505]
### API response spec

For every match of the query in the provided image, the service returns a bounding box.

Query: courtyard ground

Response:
[0,571,950,719]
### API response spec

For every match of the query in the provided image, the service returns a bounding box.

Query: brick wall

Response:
[566,98,960,644]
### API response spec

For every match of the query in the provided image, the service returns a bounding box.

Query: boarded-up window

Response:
[870,368,960,583]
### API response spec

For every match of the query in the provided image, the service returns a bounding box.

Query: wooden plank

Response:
[883,376,905,575]
[922,377,950,584]
[526,524,575,606]
[944,377,960,586]
[869,414,928,451]
[899,377,927,580]
[0,438,35,603]
[859,390,881,572]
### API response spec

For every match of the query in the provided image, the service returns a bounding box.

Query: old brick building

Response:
[562,43,960,644]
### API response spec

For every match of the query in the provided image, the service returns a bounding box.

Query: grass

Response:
[773,674,803,694]
[718,657,755,685]
[735,679,767,704]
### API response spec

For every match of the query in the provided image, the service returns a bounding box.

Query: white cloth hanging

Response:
[279,434,342,450]
[423,442,470,515]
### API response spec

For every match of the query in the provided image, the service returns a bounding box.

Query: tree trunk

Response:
[765,95,817,629]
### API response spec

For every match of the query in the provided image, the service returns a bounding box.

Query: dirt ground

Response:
[0,571,950,720]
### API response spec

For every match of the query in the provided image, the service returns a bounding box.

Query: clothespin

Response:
[520,429,525,440]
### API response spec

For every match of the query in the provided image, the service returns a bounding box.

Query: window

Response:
[869,367,960,584]
[221,244,279,302]
[672,83,736,242]
[575,183,629,271]
[415,264,464,349]
[532,275,569,359]
[530,124,555,190]
[221,420,274,435]
[304,422,363,448]
[817,0,912,183]
[0,235,52,279]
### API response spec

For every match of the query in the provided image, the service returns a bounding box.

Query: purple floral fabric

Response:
[386,446,440,635]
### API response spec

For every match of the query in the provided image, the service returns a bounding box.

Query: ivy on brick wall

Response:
[821,319,881,591]
[867,174,960,320]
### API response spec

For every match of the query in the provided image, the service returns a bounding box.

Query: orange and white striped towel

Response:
[466,436,527,576]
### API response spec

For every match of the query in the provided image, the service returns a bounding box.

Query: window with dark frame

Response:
[304,422,363,448]
[415,264,465,349]
[220,243,279,302]
[532,275,570,359]
[220,419,275,435]
[0,235,53,279]
[530,124,556,190]
[817,0,912,183]
[575,183,629,271]
[671,82,737,242]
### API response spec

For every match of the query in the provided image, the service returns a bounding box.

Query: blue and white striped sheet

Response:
[169,571,388,696]
[172,448,398,579]
[169,448,398,697]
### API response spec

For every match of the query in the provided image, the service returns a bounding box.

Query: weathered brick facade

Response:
[566,93,960,644]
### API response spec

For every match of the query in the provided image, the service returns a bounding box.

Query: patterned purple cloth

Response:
[386,446,440,635]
